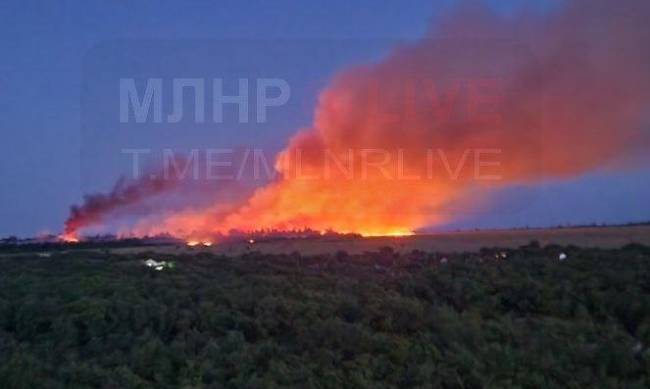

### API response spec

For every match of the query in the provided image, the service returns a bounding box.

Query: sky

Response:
[0,0,649,237]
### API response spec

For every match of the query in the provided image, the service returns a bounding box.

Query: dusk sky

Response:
[1,0,649,237]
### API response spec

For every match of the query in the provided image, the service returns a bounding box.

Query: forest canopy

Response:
[1,243,650,388]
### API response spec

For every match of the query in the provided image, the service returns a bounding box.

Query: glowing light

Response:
[59,233,79,243]
[248,239,255,244]
[61,0,650,239]
[360,230,414,238]
[186,240,200,247]
[202,241,213,247]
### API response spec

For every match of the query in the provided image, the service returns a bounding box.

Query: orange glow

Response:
[360,230,415,238]
[62,0,650,240]
[59,233,79,243]
[186,240,215,247]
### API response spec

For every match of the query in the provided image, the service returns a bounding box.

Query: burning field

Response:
[62,0,650,243]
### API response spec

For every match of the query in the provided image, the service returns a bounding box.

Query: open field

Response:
[105,225,650,257]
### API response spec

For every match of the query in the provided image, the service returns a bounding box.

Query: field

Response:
[1,227,650,388]
[113,225,650,256]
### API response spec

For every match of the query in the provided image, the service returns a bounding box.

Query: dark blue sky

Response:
[1,0,649,237]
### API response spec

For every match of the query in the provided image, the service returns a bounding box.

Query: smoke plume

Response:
[63,175,179,239]
[66,0,650,239]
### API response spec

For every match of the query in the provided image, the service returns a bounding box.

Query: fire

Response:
[361,230,415,238]
[186,240,214,247]
[59,233,79,243]
[62,0,650,239]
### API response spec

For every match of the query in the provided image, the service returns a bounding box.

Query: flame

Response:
[59,233,79,243]
[186,240,214,247]
[195,0,649,237]
[63,0,650,239]
[360,230,415,238]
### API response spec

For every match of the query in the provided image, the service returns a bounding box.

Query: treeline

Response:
[1,243,649,388]
[0,239,169,254]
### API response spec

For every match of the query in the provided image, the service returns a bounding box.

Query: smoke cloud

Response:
[66,0,650,239]
[64,175,179,239]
